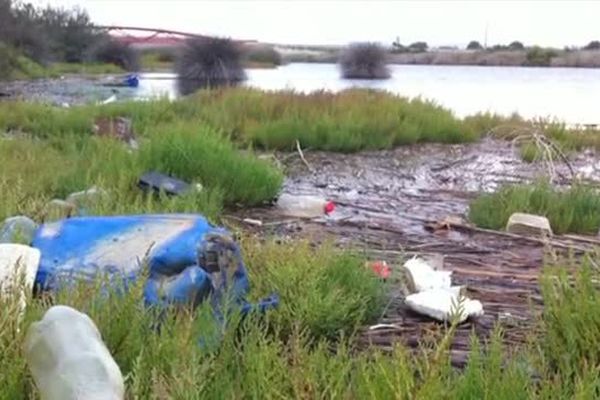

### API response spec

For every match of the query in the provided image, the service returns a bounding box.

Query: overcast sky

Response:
[32,0,600,48]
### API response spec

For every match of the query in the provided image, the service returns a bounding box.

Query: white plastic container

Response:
[0,244,40,313]
[24,305,125,400]
[276,194,335,218]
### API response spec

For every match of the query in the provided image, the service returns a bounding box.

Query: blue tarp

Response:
[31,214,277,313]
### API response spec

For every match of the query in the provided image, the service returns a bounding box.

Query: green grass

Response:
[2,242,600,398]
[0,88,475,153]
[469,181,600,235]
[46,62,124,76]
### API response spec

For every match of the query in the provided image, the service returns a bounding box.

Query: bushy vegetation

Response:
[469,181,600,234]
[339,42,390,80]
[88,38,140,71]
[175,37,246,95]
[1,238,600,398]
[0,0,104,64]
[466,40,483,50]
[526,46,558,66]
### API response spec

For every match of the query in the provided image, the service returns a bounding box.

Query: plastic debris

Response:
[403,257,452,293]
[66,186,108,210]
[405,288,484,323]
[24,305,124,400]
[276,193,335,218]
[506,212,553,236]
[31,214,278,314]
[138,171,201,196]
[0,215,38,244]
[0,244,40,313]
[43,199,77,221]
[367,260,391,279]
[92,116,136,146]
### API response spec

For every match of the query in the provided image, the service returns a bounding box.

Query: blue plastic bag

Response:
[124,74,139,88]
[31,214,278,314]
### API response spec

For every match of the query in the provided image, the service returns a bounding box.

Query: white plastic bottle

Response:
[24,305,125,400]
[276,193,335,218]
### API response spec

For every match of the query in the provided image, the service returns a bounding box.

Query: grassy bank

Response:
[1,241,599,398]
[0,88,475,153]
[469,181,600,235]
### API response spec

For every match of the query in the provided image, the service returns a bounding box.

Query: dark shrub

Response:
[508,41,525,51]
[175,37,246,95]
[89,39,140,71]
[584,40,600,50]
[244,44,282,66]
[466,40,483,50]
[339,42,390,80]
[526,46,557,66]
[408,41,428,53]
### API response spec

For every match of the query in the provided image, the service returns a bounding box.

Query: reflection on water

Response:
[135,63,600,125]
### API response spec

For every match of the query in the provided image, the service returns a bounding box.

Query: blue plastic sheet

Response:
[31,214,278,314]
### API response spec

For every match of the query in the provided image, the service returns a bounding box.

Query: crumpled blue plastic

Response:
[30,214,278,315]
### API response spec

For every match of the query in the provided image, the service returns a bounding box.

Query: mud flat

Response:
[232,138,600,365]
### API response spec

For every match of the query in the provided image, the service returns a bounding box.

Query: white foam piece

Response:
[403,257,452,293]
[405,287,484,323]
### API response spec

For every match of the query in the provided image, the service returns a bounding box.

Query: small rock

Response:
[506,213,552,236]
[0,216,38,244]
[0,243,41,313]
[43,199,76,221]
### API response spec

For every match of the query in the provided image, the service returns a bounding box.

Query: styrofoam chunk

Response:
[403,257,452,293]
[405,288,484,323]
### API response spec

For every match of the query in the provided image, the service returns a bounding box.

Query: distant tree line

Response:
[0,0,138,71]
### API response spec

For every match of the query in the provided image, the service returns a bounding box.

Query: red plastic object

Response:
[324,201,336,215]
[369,261,391,279]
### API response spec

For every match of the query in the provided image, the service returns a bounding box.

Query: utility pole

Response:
[484,22,489,49]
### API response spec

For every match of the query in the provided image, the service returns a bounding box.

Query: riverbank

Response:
[275,44,600,68]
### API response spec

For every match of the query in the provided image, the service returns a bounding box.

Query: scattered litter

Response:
[0,244,40,313]
[367,260,391,279]
[405,288,484,323]
[368,323,401,331]
[0,215,38,244]
[242,218,263,227]
[24,305,125,400]
[66,186,108,210]
[100,94,117,104]
[92,116,136,145]
[42,199,76,221]
[276,193,335,218]
[506,212,553,236]
[403,257,452,293]
[138,171,200,196]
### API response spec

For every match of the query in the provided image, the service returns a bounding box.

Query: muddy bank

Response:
[0,76,136,106]
[232,138,600,364]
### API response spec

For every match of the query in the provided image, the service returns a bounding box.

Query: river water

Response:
[136,63,600,125]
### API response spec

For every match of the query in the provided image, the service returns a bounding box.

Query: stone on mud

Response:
[506,212,553,236]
